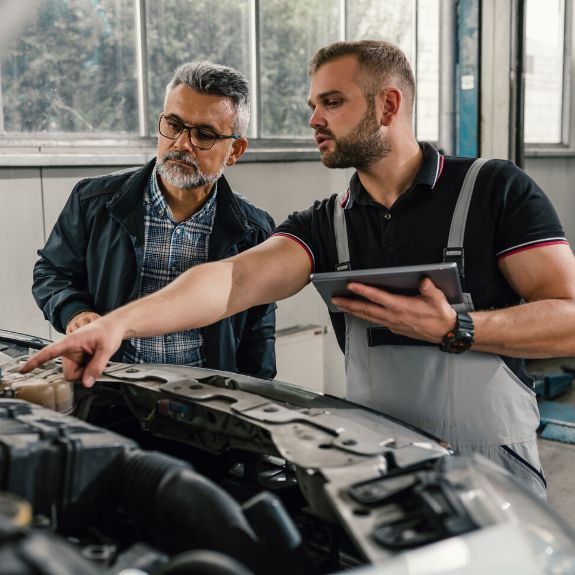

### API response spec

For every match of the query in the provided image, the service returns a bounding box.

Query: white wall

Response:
[0,168,46,337]
[2,155,572,398]
[524,156,575,248]
[0,160,349,396]
[228,161,351,397]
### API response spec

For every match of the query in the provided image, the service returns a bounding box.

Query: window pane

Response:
[0,0,138,135]
[524,0,565,144]
[347,0,415,56]
[416,0,439,141]
[146,0,252,134]
[0,0,440,145]
[347,0,439,143]
[259,0,341,138]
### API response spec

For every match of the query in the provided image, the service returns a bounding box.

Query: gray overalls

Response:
[333,159,546,498]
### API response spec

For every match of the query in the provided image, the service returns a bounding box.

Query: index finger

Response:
[19,342,66,373]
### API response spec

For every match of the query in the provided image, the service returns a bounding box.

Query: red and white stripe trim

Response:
[339,188,351,208]
[431,150,445,188]
[497,238,569,259]
[272,232,315,272]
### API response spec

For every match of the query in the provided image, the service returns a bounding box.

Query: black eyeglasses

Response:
[158,113,240,150]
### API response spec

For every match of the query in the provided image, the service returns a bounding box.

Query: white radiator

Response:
[275,324,326,393]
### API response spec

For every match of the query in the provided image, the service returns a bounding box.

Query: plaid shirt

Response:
[123,168,217,365]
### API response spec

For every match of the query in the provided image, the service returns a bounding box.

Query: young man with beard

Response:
[24,41,575,498]
[31,61,276,378]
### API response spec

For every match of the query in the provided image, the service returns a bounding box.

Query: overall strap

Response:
[443,158,490,287]
[335,159,489,278]
[333,190,351,271]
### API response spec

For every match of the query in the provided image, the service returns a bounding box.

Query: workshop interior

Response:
[2,1,575,574]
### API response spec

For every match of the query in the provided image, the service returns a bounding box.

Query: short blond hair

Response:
[309,40,415,110]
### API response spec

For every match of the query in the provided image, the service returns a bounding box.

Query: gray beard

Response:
[320,102,391,169]
[157,151,225,190]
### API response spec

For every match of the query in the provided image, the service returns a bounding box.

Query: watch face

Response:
[448,331,474,353]
[440,312,474,354]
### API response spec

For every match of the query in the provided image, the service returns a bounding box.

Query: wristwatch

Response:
[440,311,475,354]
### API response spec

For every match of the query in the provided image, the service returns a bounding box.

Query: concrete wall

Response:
[1,155,572,398]
[524,156,575,248]
[0,159,350,396]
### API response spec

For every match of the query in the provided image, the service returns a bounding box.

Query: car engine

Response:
[1,328,574,575]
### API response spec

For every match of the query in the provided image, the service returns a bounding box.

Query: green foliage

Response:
[0,0,415,138]
[145,0,251,133]
[1,0,138,134]
[259,0,339,138]
[347,0,412,47]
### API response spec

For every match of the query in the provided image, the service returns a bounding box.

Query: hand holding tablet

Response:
[310,262,463,313]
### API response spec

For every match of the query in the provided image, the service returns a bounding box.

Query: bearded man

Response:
[32,61,276,378]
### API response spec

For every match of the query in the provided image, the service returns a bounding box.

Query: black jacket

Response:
[32,159,277,378]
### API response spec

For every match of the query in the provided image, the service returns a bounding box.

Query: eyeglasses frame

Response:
[158,113,240,150]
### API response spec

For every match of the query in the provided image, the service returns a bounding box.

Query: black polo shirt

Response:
[275,142,566,354]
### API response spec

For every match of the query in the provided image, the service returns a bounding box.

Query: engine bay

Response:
[1,328,574,575]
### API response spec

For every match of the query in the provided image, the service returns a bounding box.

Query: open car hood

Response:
[1,328,574,575]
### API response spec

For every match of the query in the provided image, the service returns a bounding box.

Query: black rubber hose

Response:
[118,450,268,574]
[152,549,255,575]
[243,491,316,575]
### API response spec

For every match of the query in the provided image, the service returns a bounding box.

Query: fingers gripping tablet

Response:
[310,262,463,312]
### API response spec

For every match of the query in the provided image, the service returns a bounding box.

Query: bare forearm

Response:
[472,299,575,358]
[101,239,309,342]
[18,237,311,384]
[108,260,239,340]
[335,278,575,359]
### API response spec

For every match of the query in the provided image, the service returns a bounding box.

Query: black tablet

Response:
[310,262,463,312]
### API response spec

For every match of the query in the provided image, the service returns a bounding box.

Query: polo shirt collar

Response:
[344,142,444,209]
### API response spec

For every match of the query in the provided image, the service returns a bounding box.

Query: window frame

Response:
[525,0,575,157]
[0,0,437,166]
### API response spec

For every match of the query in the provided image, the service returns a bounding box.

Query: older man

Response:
[32,61,276,378]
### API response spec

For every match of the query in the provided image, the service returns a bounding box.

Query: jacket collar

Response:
[208,171,251,260]
[106,159,156,241]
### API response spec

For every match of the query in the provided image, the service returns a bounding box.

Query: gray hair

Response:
[165,61,250,136]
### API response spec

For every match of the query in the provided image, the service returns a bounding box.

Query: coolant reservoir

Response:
[10,375,74,414]
[1,372,74,414]
[0,348,74,414]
